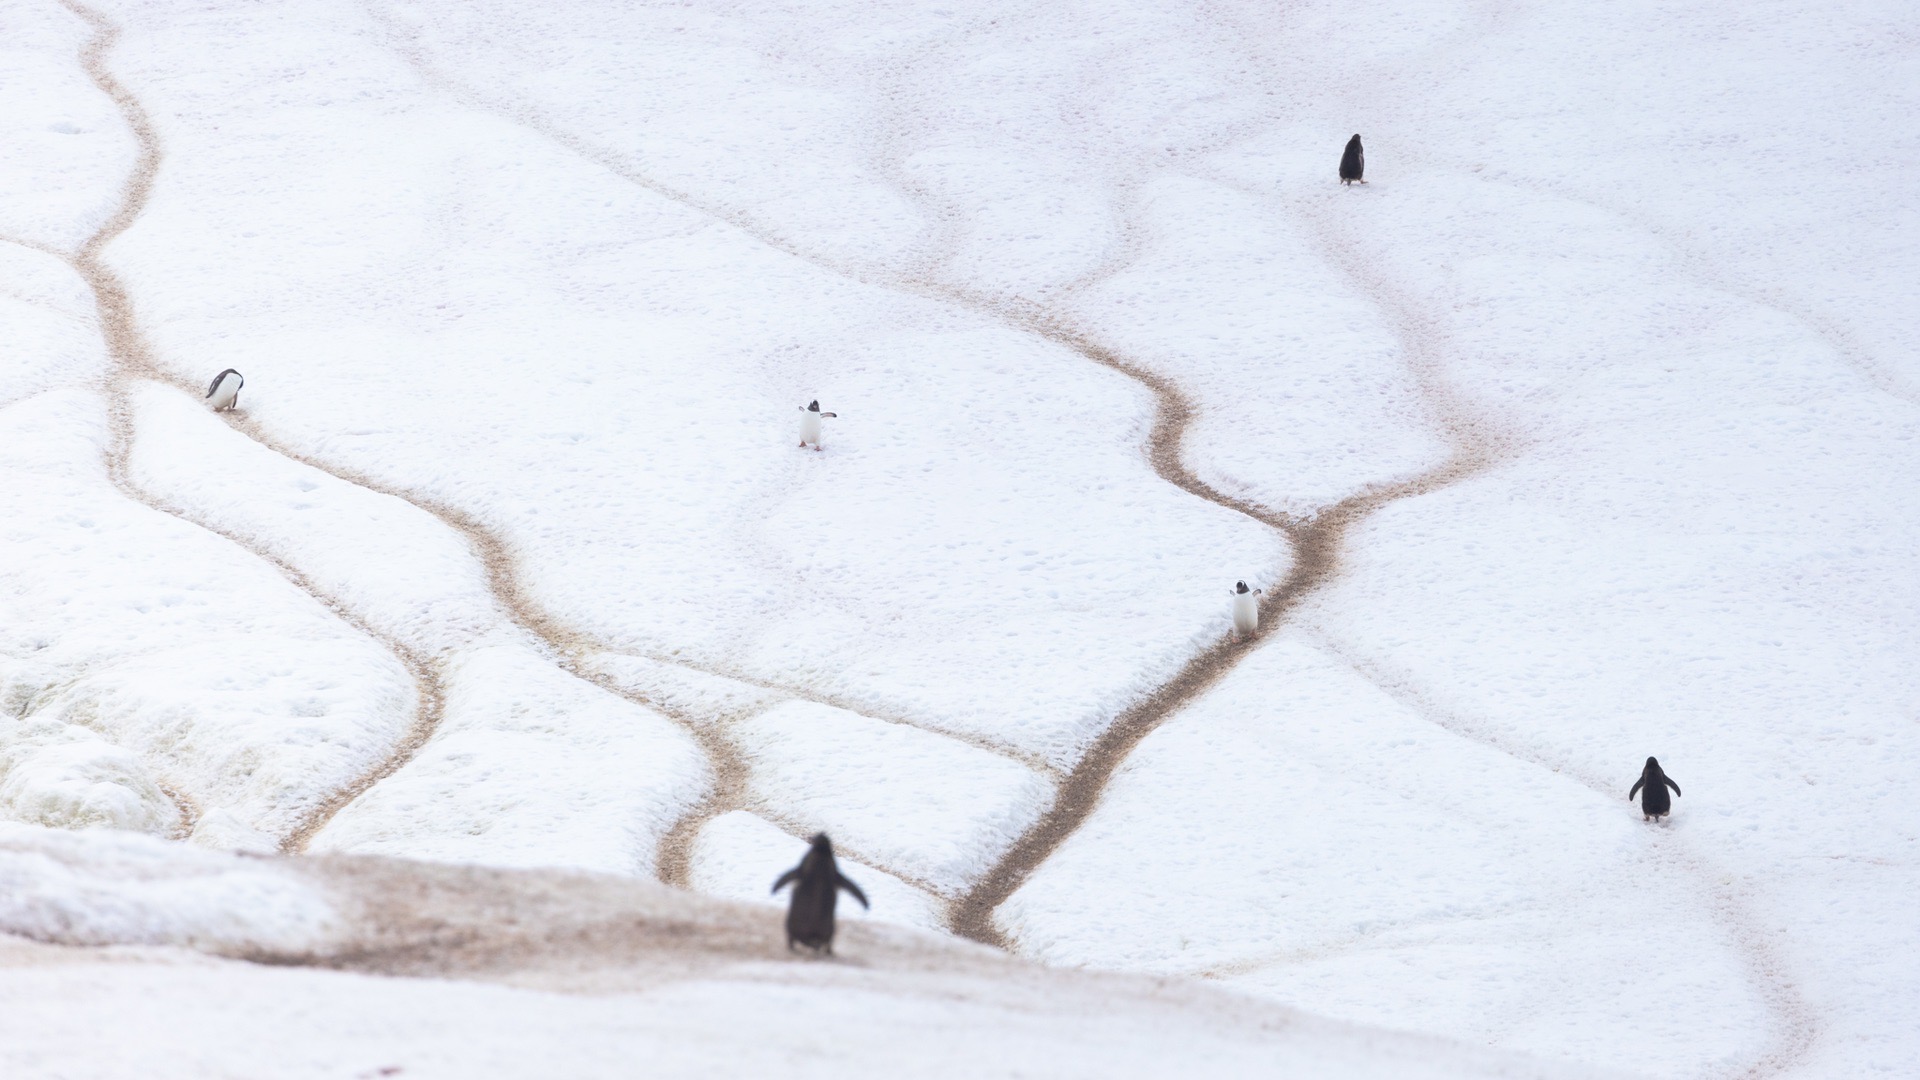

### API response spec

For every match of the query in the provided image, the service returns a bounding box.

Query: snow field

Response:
[1276,152,1920,1076]
[0,382,414,845]
[0,822,337,952]
[126,382,711,874]
[0,0,132,252]
[0,0,1913,1075]
[1003,634,1768,1077]
[98,0,1286,773]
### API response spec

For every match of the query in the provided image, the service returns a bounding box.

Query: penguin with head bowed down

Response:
[206,369,244,412]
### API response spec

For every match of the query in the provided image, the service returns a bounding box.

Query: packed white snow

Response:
[1,0,1914,1075]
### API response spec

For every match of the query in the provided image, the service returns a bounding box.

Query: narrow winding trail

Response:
[365,6,1505,944]
[56,0,447,852]
[37,3,1838,1076]
[54,0,1035,870]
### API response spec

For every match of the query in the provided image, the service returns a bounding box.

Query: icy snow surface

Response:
[1,0,1915,1075]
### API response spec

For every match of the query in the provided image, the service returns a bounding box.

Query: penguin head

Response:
[1234,580,1250,594]
[1644,756,1661,773]
[807,400,821,412]
[1351,134,1362,142]
[809,832,833,854]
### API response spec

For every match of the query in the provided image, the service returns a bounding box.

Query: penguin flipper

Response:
[772,867,800,894]
[837,874,870,910]
[1628,778,1645,800]
[1665,779,1681,797]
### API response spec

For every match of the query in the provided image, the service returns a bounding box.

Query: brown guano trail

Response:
[364,9,1497,943]
[940,298,1486,945]
[59,0,448,852]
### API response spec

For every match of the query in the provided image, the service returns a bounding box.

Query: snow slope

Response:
[1,0,1914,1075]
[0,825,1626,1080]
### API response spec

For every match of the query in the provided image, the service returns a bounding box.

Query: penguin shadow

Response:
[771,833,869,960]
[1628,756,1682,824]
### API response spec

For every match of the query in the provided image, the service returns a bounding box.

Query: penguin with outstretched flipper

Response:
[797,400,838,450]
[1628,757,1682,821]
[772,833,869,954]
[1231,580,1262,638]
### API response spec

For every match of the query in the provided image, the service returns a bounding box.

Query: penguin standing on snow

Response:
[1339,135,1365,185]
[1231,580,1262,638]
[1628,757,1682,821]
[205,369,244,412]
[772,833,868,955]
[797,400,837,451]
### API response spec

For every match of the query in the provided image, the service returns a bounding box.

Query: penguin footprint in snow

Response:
[772,833,868,955]
[1628,756,1682,821]
[798,400,838,450]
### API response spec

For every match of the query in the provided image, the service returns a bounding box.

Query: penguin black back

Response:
[771,833,869,954]
[1340,135,1364,184]
[1627,756,1681,820]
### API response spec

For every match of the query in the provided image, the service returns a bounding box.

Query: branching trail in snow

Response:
[54,0,782,872]
[58,0,448,853]
[361,6,1507,945]
[939,269,1495,947]
[1182,4,1825,1068]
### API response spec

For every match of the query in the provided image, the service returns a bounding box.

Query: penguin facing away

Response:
[771,833,868,954]
[797,399,838,451]
[206,369,244,412]
[1628,756,1682,821]
[1340,135,1365,185]
[1231,580,1263,637]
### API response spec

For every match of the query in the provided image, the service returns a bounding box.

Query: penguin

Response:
[205,369,244,412]
[1231,580,1262,638]
[1339,135,1365,185]
[797,400,837,451]
[771,833,868,954]
[1627,757,1682,821]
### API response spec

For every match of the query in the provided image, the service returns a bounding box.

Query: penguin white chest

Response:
[207,375,240,412]
[1232,591,1259,635]
[799,411,823,446]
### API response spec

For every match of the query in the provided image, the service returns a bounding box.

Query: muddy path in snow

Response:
[61,0,450,853]
[1187,5,1822,1067]
[364,9,1504,942]
[938,267,1494,946]
[60,1,799,871]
